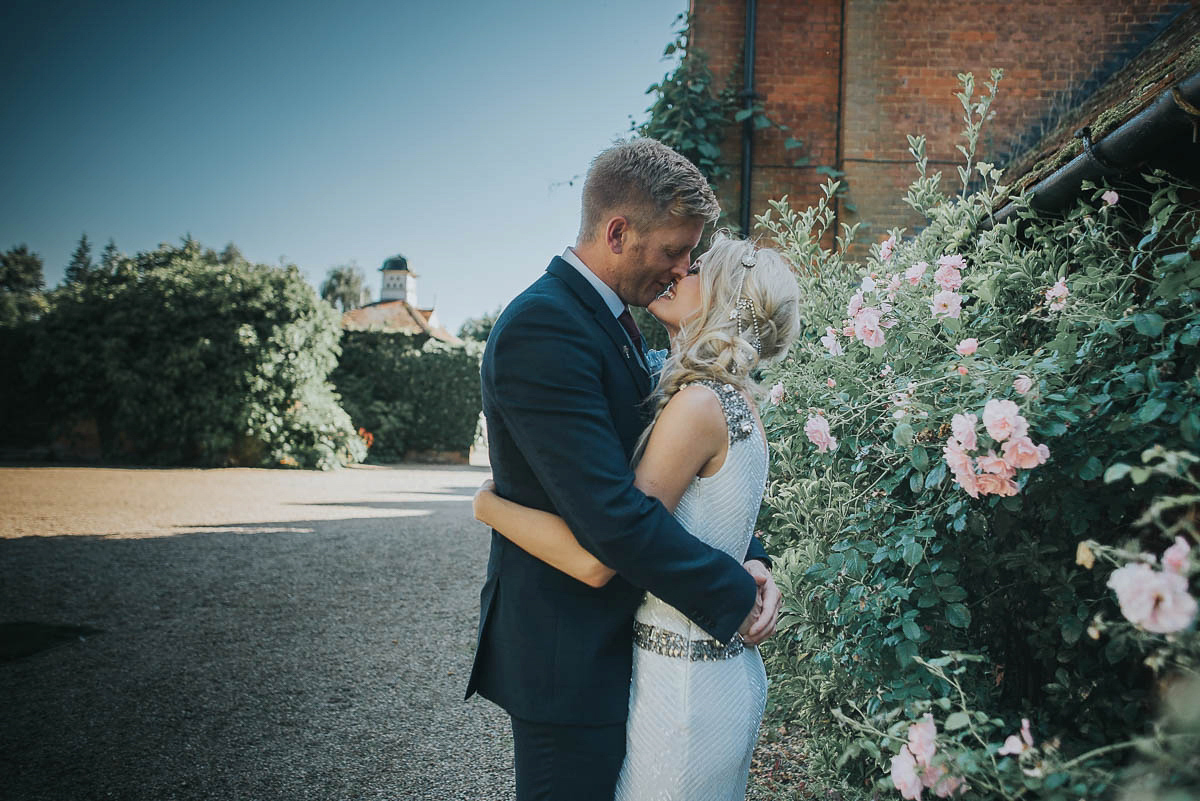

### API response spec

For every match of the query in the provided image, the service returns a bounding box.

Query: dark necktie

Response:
[617,308,644,355]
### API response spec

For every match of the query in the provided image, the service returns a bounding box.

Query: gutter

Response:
[739,0,758,235]
[986,68,1200,229]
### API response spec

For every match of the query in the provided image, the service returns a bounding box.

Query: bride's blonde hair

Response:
[636,231,801,455]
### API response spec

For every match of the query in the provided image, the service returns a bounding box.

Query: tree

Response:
[320,264,371,312]
[0,244,47,327]
[65,233,94,284]
[35,238,365,468]
[457,306,502,342]
[218,243,243,265]
[100,238,121,270]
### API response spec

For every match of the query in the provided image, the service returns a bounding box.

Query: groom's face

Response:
[617,216,705,307]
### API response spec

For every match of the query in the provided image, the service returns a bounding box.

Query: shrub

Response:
[27,239,364,469]
[756,71,1199,800]
[333,330,482,460]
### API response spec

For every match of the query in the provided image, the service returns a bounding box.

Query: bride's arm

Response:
[474,481,617,588]
[473,385,727,588]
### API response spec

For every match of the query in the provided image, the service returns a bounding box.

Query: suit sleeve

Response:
[745,535,770,566]
[486,303,756,642]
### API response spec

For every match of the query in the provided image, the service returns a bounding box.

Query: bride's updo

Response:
[653,231,802,410]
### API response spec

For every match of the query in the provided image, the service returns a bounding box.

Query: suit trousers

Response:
[510,715,626,801]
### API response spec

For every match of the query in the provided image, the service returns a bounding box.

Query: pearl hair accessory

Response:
[731,243,762,364]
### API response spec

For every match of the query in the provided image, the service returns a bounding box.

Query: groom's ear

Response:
[606,216,630,254]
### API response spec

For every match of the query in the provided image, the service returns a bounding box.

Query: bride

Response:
[474,231,801,799]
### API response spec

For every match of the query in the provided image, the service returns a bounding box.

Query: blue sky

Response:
[0,0,688,332]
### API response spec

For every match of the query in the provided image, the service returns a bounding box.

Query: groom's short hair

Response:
[578,138,719,243]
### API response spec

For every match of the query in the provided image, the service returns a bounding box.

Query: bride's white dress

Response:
[615,380,769,800]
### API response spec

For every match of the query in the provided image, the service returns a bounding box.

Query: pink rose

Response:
[887,273,903,298]
[930,291,963,319]
[805,415,838,453]
[934,264,963,291]
[1045,279,1069,312]
[943,440,979,499]
[976,473,1020,496]
[932,775,966,798]
[854,307,887,348]
[982,399,1028,442]
[769,382,785,405]
[821,327,845,357]
[1107,563,1198,634]
[951,413,978,451]
[955,338,978,356]
[862,275,878,293]
[1013,375,1033,395]
[997,718,1034,756]
[880,235,896,261]
[891,747,923,801]
[907,714,937,766]
[1101,190,1119,206]
[1163,536,1191,575]
[906,261,928,286]
[827,378,837,388]
[937,254,966,271]
[977,450,1015,478]
[1001,436,1047,469]
[848,291,865,319]
[957,365,969,376]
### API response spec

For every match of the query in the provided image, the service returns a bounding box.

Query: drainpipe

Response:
[739,0,758,235]
[986,68,1200,229]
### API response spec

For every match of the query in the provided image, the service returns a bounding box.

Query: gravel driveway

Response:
[0,464,514,801]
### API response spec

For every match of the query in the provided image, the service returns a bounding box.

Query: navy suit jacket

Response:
[465,256,766,725]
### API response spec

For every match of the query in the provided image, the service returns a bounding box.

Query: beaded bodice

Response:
[635,380,768,639]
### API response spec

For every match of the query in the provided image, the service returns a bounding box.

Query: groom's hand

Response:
[739,560,780,646]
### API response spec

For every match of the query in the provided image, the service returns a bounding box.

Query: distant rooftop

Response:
[380,254,412,273]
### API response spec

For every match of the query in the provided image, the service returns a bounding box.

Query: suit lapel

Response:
[547,258,652,398]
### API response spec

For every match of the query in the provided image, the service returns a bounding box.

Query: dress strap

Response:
[681,379,756,444]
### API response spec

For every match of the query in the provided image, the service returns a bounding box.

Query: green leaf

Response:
[893,422,914,447]
[1132,312,1166,337]
[1078,456,1104,481]
[896,640,918,666]
[1104,463,1132,483]
[939,585,968,602]
[944,711,971,730]
[910,446,930,472]
[1061,616,1084,645]
[1182,411,1200,443]
[1137,398,1168,424]
[945,604,971,628]
[902,540,924,566]
[902,619,923,641]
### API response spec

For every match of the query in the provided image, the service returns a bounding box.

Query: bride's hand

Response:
[738,592,764,639]
[473,478,497,523]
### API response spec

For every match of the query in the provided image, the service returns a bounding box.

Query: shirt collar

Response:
[561,247,625,319]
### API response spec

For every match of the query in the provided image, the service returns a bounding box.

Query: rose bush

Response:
[754,71,1199,800]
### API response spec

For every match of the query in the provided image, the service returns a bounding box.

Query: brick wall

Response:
[690,0,1190,247]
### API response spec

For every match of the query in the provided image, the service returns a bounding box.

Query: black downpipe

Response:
[739,0,758,235]
[987,69,1200,228]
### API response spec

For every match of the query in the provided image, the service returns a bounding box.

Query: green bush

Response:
[333,330,482,460]
[26,238,364,469]
[756,72,1199,800]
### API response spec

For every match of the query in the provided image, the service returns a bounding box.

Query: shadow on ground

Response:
[1,467,513,801]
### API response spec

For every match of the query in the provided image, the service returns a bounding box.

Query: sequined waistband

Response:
[632,621,746,661]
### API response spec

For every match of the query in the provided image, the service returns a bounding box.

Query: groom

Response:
[465,137,778,800]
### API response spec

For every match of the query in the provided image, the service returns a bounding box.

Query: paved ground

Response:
[0,464,514,801]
